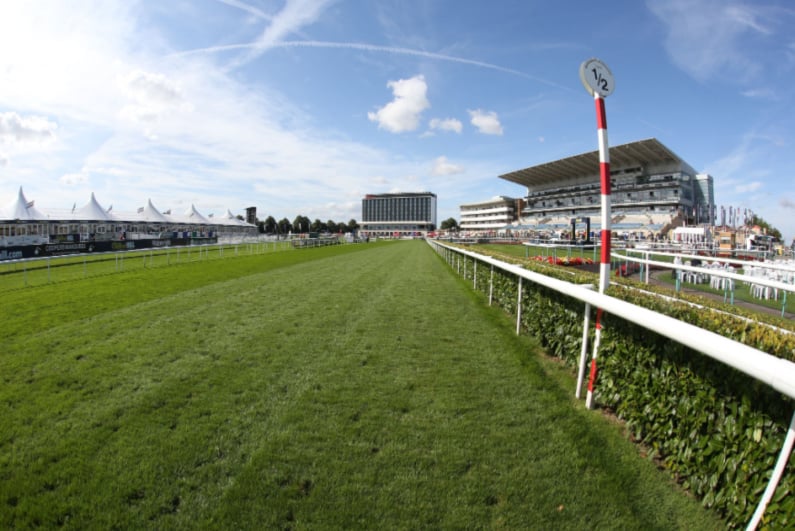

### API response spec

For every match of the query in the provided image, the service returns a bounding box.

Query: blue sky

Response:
[1,0,794,240]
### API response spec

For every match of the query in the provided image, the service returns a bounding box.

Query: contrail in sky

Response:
[216,0,272,21]
[172,40,569,90]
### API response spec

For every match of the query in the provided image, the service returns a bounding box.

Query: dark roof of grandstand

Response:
[499,138,688,189]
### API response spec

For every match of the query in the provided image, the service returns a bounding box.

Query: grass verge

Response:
[0,240,722,528]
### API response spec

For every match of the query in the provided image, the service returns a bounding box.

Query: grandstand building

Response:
[492,138,714,238]
[459,196,521,232]
[360,192,437,237]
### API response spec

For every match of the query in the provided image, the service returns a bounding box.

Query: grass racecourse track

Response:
[0,240,723,529]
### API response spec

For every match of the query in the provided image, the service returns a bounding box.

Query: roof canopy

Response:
[6,187,47,220]
[0,188,255,228]
[137,199,170,223]
[499,138,690,190]
[222,209,249,226]
[73,193,113,221]
[178,204,210,224]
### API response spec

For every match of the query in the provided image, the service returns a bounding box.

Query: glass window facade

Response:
[361,193,437,236]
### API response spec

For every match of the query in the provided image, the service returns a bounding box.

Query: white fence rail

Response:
[0,241,293,289]
[429,239,794,530]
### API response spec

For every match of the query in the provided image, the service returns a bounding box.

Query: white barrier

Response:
[429,239,794,529]
[613,250,795,318]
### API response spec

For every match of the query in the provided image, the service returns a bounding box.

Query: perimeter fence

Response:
[0,240,294,293]
[428,239,795,529]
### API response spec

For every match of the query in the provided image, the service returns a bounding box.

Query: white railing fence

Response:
[613,249,795,317]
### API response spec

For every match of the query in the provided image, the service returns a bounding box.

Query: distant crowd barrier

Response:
[428,239,795,529]
[0,240,293,291]
[291,237,343,248]
[613,249,795,318]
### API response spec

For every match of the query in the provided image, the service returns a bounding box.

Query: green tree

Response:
[440,217,459,231]
[277,217,292,236]
[293,215,311,234]
[327,220,339,233]
[749,214,782,240]
[347,219,359,233]
[311,218,326,233]
[262,216,277,234]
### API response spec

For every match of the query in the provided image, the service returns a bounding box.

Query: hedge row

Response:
[438,244,794,528]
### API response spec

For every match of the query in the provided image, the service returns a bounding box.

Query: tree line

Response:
[253,215,360,235]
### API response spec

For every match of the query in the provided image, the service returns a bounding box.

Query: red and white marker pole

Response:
[595,93,611,294]
[579,58,614,409]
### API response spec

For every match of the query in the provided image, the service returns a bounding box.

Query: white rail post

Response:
[576,285,595,398]
[516,276,523,335]
[489,264,494,306]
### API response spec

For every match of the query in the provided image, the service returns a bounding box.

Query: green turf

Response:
[0,240,722,528]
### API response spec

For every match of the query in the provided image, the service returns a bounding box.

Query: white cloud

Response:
[0,112,58,145]
[725,5,772,35]
[0,112,58,165]
[468,109,503,135]
[60,171,90,186]
[119,69,193,138]
[432,156,464,176]
[741,88,777,100]
[0,1,136,124]
[736,181,763,193]
[368,75,430,133]
[646,0,775,83]
[123,70,186,108]
[429,117,463,134]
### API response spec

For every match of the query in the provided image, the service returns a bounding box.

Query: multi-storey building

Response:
[494,138,715,236]
[694,173,715,225]
[459,196,519,232]
[360,192,437,237]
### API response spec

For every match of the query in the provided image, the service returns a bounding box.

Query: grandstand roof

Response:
[460,195,518,208]
[499,138,689,189]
